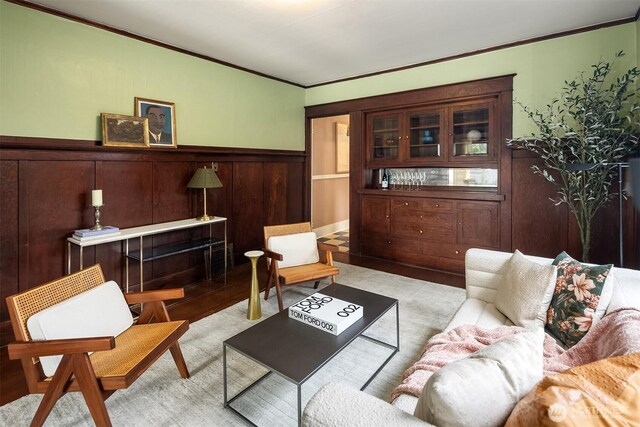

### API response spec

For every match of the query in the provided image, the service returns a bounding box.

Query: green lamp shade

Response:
[187,167,223,189]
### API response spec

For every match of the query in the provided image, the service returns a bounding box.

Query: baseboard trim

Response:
[313,220,349,237]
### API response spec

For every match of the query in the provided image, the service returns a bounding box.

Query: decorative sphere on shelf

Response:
[467,130,481,141]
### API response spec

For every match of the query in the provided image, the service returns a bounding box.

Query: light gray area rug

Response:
[0,262,465,426]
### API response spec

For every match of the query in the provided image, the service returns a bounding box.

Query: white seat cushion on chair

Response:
[27,280,134,377]
[268,231,320,269]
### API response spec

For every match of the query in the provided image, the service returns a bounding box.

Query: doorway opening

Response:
[310,115,350,252]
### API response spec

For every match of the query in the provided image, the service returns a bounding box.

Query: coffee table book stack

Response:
[72,226,120,241]
[289,293,363,335]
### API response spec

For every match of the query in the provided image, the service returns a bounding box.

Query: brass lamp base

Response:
[196,214,213,221]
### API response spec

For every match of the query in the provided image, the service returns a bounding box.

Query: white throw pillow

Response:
[27,280,133,377]
[267,231,319,268]
[414,328,544,427]
[494,250,557,329]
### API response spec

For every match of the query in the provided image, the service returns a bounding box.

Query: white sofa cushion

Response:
[414,329,544,427]
[27,280,133,377]
[444,299,512,333]
[303,382,432,427]
[268,231,319,269]
[494,250,557,329]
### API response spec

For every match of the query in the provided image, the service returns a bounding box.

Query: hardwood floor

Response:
[0,253,463,407]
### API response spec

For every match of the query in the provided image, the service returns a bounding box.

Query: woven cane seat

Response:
[90,321,187,379]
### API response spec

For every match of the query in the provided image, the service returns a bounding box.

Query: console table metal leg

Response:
[139,236,144,293]
[79,246,84,270]
[125,239,130,293]
[224,221,227,284]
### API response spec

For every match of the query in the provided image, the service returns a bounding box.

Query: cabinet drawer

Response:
[422,210,454,229]
[392,222,425,238]
[393,208,426,223]
[422,242,468,261]
[422,199,454,211]
[421,226,455,243]
[392,223,455,243]
[361,233,421,262]
[392,198,422,210]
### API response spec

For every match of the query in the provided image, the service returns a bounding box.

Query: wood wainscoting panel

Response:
[264,162,289,226]
[19,160,95,291]
[511,153,568,258]
[286,160,305,225]
[0,160,19,324]
[96,161,153,286]
[233,162,265,255]
[152,161,193,223]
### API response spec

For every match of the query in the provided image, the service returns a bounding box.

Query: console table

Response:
[67,217,227,292]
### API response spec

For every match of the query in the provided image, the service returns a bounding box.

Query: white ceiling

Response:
[25,0,640,87]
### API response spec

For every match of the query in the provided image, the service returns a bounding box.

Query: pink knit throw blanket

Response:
[390,308,640,402]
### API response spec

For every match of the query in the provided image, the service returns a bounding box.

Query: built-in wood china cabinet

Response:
[307,75,514,275]
[359,78,511,274]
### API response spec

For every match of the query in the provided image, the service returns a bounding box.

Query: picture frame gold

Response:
[134,97,177,148]
[101,113,150,148]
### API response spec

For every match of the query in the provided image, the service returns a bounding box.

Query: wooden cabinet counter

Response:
[361,194,500,273]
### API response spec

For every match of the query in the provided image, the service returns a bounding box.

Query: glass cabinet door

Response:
[451,106,490,158]
[370,113,399,161]
[409,111,442,160]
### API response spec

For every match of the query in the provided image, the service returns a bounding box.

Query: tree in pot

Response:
[507,51,639,262]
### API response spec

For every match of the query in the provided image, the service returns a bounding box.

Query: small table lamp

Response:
[187,166,222,221]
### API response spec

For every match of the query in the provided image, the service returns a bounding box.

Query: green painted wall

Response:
[0,2,306,150]
[1,1,636,148]
[305,23,637,138]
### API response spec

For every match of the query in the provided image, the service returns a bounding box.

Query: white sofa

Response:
[302,248,640,427]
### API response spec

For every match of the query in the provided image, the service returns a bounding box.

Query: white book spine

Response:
[288,293,363,335]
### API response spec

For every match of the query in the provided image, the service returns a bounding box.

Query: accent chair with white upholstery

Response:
[262,222,339,311]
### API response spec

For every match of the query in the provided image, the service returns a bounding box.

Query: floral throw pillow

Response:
[545,252,612,348]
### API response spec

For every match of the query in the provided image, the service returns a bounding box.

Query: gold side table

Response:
[244,250,263,320]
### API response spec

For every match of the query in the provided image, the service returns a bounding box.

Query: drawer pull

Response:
[419,230,423,234]
[385,214,389,218]
[404,202,409,206]
[435,203,440,208]
[387,240,392,244]
[455,250,460,255]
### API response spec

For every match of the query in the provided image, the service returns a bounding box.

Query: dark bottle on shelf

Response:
[381,169,389,190]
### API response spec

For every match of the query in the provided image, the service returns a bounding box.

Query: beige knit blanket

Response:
[390,308,640,402]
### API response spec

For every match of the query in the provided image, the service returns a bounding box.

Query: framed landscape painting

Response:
[134,97,177,148]
[101,113,149,148]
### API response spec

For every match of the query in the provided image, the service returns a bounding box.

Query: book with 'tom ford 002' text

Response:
[288,293,363,335]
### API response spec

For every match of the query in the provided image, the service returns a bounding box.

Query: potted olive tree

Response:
[508,51,639,262]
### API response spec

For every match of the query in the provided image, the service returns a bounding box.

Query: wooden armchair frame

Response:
[263,222,339,311]
[6,264,190,427]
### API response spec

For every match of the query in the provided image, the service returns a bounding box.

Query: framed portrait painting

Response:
[134,97,177,148]
[101,113,149,148]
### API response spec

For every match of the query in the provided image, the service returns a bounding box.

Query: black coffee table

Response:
[223,283,399,426]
